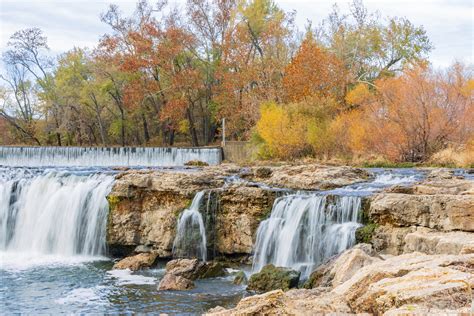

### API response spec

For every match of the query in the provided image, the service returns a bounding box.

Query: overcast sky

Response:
[0,0,472,69]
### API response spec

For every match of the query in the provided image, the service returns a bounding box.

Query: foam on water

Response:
[55,286,110,306]
[0,168,114,270]
[107,269,158,285]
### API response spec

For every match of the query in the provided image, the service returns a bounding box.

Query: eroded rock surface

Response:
[112,253,157,271]
[245,164,371,190]
[209,252,474,315]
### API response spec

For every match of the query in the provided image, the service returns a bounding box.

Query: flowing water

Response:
[252,194,362,278]
[0,146,222,167]
[172,191,208,261]
[251,168,425,278]
[0,167,244,314]
[0,160,428,313]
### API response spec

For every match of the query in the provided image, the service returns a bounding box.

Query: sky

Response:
[0,0,472,69]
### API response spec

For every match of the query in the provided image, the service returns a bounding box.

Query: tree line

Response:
[0,0,472,163]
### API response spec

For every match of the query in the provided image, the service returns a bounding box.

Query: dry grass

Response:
[429,143,474,168]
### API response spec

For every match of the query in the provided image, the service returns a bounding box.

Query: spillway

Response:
[0,146,222,167]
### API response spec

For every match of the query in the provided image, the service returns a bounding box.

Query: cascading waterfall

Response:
[252,193,362,279]
[0,146,222,167]
[172,191,208,261]
[0,168,114,256]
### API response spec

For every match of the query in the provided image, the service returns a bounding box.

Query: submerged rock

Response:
[112,253,158,271]
[158,273,195,291]
[232,271,247,285]
[247,264,300,293]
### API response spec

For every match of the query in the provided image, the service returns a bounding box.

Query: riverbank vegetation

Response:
[0,0,472,166]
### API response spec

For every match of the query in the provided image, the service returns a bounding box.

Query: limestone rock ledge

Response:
[106,164,369,258]
[367,171,474,256]
[207,252,474,315]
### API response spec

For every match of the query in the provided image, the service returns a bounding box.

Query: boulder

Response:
[247,264,300,293]
[305,244,381,289]
[112,253,158,271]
[165,259,226,280]
[233,271,247,285]
[157,273,195,291]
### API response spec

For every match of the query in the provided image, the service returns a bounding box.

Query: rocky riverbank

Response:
[106,165,474,315]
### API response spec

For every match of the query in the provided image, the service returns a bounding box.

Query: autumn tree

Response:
[283,34,347,104]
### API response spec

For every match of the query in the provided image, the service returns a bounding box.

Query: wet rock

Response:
[157,273,195,291]
[355,223,377,244]
[216,186,276,255]
[247,264,300,293]
[233,271,247,285]
[112,253,157,271]
[165,259,226,280]
[134,245,152,253]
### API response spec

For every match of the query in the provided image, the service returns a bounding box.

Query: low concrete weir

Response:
[0,146,222,167]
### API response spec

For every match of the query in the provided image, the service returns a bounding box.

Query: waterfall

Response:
[252,193,362,279]
[0,146,222,167]
[172,191,208,261]
[0,168,114,256]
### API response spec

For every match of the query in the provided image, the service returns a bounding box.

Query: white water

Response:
[252,194,362,279]
[0,169,114,262]
[0,146,222,167]
[172,191,208,261]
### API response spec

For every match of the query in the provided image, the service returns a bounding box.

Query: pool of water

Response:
[0,254,246,314]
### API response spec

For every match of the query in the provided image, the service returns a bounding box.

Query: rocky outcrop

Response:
[247,264,300,293]
[112,252,158,270]
[245,164,371,190]
[216,185,276,255]
[209,251,474,315]
[367,170,474,256]
[333,253,474,314]
[369,193,474,231]
[107,164,371,259]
